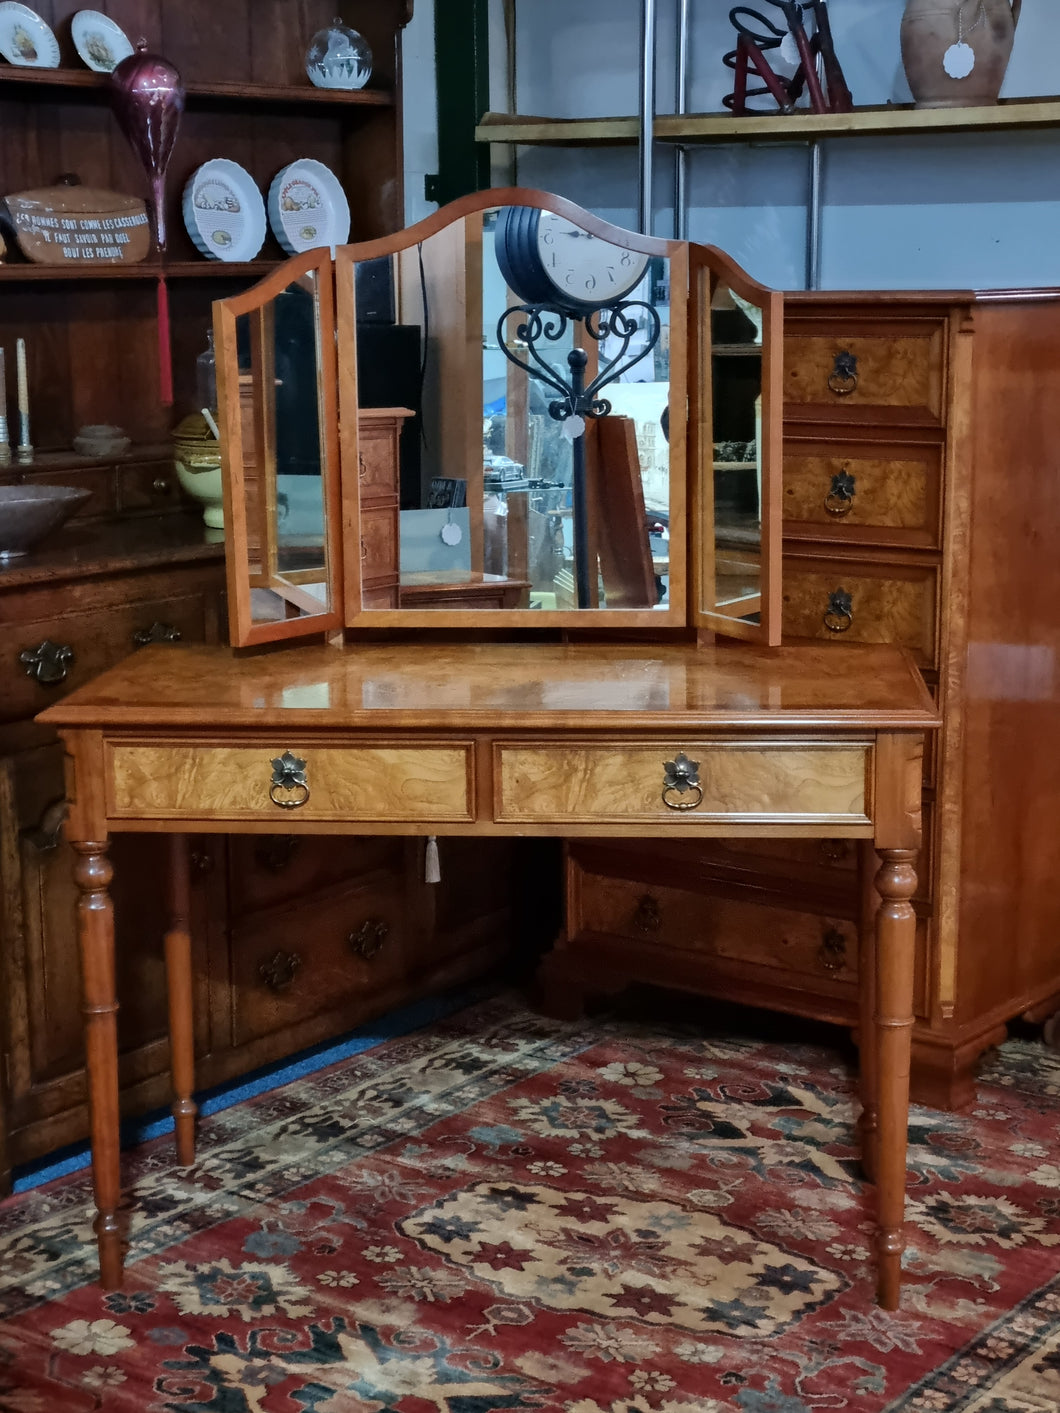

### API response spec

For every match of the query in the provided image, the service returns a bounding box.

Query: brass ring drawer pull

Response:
[269,751,310,809]
[259,950,301,991]
[132,621,183,647]
[823,589,853,634]
[827,350,859,396]
[817,926,848,973]
[358,453,368,482]
[824,470,856,517]
[20,640,74,685]
[349,918,389,960]
[633,894,661,933]
[662,752,703,811]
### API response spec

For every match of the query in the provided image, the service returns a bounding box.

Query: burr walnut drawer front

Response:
[356,420,403,501]
[359,505,399,584]
[784,319,946,426]
[781,556,939,667]
[783,439,942,549]
[494,741,872,828]
[104,742,474,822]
[571,868,859,989]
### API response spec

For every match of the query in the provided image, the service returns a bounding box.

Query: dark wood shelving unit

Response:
[0,64,394,108]
[0,261,285,282]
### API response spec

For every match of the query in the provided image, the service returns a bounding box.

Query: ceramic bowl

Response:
[73,424,131,458]
[0,484,92,558]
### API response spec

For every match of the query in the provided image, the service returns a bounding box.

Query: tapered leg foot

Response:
[74,840,123,1290]
[873,847,918,1311]
[165,835,198,1168]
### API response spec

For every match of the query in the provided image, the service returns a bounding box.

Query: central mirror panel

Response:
[337,197,686,625]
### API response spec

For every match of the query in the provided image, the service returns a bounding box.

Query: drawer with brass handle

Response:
[358,505,399,585]
[494,739,872,829]
[784,319,946,427]
[783,440,942,549]
[232,869,406,1046]
[104,740,474,823]
[781,553,939,667]
[569,865,861,991]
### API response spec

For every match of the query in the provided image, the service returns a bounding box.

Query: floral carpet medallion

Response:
[2,996,1060,1411]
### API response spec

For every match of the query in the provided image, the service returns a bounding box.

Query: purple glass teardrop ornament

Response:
[109,41,185,253]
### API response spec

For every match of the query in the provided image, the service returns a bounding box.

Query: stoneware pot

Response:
[172,411,224,531]
[900,0,1021,108]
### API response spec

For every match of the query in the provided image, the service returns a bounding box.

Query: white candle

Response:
[15,338,28,418]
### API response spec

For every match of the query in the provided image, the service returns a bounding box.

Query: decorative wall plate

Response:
[268,159,350,256]
[71,10,134,73]
[182,160,266,263]
[0,3,59,67]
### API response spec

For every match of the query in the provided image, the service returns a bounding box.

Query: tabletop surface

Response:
[40,641,940,734]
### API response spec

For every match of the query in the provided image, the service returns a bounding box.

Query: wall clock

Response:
[495,206,650,315]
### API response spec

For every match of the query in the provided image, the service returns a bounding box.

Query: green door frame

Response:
[430,0,492,205]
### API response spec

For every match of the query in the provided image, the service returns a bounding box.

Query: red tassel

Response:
[157,275,173,406]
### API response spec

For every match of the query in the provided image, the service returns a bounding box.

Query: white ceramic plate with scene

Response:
[268,159,350,256]
[71,10,134,73]
[182,160,266,262]
[0,3,59,67]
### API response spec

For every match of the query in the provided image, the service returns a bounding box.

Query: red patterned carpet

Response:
[3,995,1060,1411]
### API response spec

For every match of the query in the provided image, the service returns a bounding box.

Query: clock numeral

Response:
[606,267,616,283]
[541,227,554,245]
[584,274,596,292]
[620,250,633,266]
[565,271,576,285]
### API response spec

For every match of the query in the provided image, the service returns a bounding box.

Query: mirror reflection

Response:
[351,206,673,612]
[238,269,332,628]
[710,282,763,624]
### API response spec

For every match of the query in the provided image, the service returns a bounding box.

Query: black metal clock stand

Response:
[497,300,661,608]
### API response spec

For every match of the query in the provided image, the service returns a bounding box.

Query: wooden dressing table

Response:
[41,190,940,1310]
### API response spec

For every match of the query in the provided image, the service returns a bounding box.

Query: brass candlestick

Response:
[0,347,9,466]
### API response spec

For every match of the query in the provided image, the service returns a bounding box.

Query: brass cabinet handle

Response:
[360,537,368,562]
[259,950,301,991]
[349,918,389,960]
[817,926,848,973]
[358,453,368,482]
[132,621,183,648]
[20,640,74,685]
[152,477,172,495]
[824,470,856,517]
[190,849,215,877]
[819,838,851,866]
[269,751,309,809]
[633,894,661,933]
[827,350,859,396]
[823,589,853,634]
[662,752,703,811]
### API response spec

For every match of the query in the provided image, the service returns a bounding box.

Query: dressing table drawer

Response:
[494,741,872,827]
[104,741,474,823]
[781,554,939,667]
[784,320,946,426]
[783,440,942,549]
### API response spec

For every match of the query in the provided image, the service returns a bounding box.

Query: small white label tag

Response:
[561,415,585,442]
[779,31,800,67]
[943,41,976,79]
[440,521,463,546]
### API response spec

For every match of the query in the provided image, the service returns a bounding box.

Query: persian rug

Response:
[3,995,1060,1413]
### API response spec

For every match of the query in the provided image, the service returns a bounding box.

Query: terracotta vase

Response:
[900,0,1021,108]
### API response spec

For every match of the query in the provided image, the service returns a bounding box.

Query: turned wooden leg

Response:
[73,840,123,1291]
[857,844,880,1182]
[873,847,918,1311]
[164,835,197,1167]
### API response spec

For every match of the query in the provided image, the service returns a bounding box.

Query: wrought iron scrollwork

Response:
[662,753,704,811]
[20,640,74,686]
[269,751,310,809]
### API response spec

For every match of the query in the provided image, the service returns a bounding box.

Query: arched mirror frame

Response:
[215,248,345,649]
[335,187,689,631]
[214,189,784,648]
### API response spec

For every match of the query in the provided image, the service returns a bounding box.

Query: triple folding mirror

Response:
[215,188,781,648]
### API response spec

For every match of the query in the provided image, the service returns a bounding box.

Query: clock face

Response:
[535,212,651,311]
[494,205,652,315]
